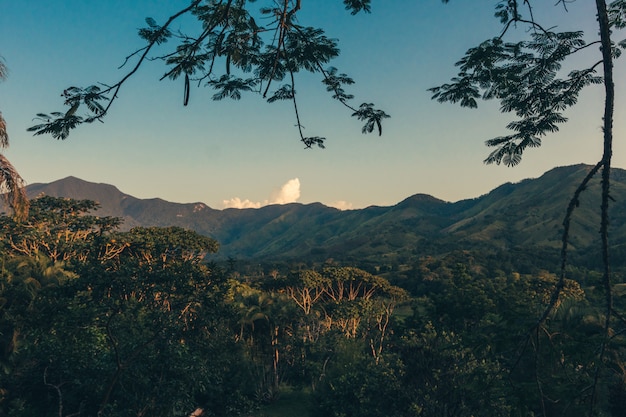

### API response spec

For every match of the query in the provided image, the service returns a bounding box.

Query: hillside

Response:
[14,164,626,264]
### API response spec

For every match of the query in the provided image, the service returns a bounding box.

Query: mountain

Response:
[15,165,626,264]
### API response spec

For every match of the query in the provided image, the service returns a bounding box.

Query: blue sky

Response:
[1,1,623,210]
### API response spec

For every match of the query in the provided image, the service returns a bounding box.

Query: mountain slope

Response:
[16,164,626,262]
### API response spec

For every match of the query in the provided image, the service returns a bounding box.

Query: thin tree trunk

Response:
[590,0,614,413]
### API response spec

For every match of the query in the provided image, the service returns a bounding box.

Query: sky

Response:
[1,1,624,210]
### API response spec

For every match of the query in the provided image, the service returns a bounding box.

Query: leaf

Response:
[342,0,372,15]
[138,17,171,45]
[283,26,340,72]
[208,75,256,100]
[267,84,294,103]
[502,149,522,167]
[429,77,480,109]
[31,1,388,144]
[322,67,355,102]
[431,27,600,165]
[28,114,83,140]
[609,0,626,29]
[302,136,326,149]
[351,103,390,136]
[0,112,8,148]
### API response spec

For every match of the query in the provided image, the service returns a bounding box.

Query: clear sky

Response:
[1,1,623,210]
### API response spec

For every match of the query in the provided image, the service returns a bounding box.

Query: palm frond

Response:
[0,58,7,80]
[0,112,8,148]
[0,154,29,221]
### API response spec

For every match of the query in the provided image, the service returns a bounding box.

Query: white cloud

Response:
[328,200,354,211]
[222,197,262,209]
[269,178,301,205]
[222,178,301,209]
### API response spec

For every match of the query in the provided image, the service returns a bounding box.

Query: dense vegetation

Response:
[1,0,625,415]
[2,1,624,415]
[1,196,625,416]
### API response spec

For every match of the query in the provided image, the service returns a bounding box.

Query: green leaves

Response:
[494,0,521,24]
[138,16,172,45]
[342,0,372,15]
[430,76,481,108]
[322,66,355,102]
[284,26,340,72]
[352,103,390,136]
[430,30,602,166]
[254,26,339,82]
[27,112,84,140]
[164,40,209,81]
[31,1,388,146]
[266,84,294,103]
[27,85,108,139]
[208,75,257,100]
[119,226,219,265]
[609,0,626,57]
[302,136,326,149]
[0,196,121,261]
[609,0,626,29]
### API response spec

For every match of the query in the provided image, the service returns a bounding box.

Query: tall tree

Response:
[0,57,28,220]
[429,1,623,414]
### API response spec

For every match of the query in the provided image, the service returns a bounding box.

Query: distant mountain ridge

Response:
[17,165,626,262]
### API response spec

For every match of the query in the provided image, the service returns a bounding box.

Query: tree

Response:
[28,0,388,148]
[19,0,626,413]
[0,196,121,262]
[0,252,74,377]
[108,226,219,266]
[228,282,297,402]
[429,1,623,414]
[2,221,252,416]
[26,2,620,281]
[0,57,28,221]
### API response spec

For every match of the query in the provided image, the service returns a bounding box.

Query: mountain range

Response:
[17,164,626,266]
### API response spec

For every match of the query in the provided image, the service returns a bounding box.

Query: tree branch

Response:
[97,0,202,118]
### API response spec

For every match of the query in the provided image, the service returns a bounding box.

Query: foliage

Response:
[29,1,389,147]
[9,0,626,415]
[430,2,624,414]
[313,341,409,417]
[0,57,28,221]
[105,226,219,266]
[0,196,120,262]
[2,196,626,415]
[313,320,512,417]
[0,200,253,416]
[429,1,621,167]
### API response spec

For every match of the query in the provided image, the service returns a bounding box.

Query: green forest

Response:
[3,0,626,415]
[1,196,625,416]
